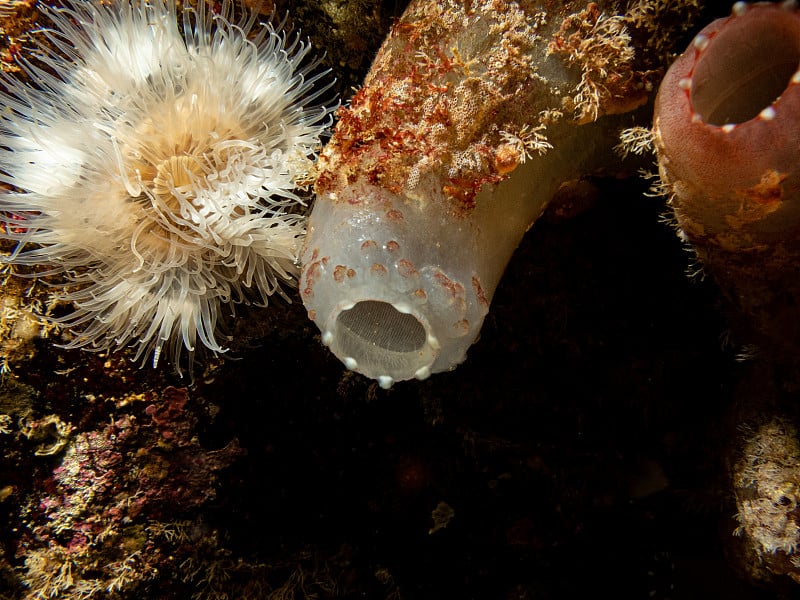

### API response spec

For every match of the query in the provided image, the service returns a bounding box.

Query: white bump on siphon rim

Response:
[759,106,777,121]
[414,366,432,380]
[693,34,710,52]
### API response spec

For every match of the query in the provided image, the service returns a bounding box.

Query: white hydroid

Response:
[0,0,335,372]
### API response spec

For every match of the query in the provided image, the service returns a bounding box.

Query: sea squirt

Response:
[301,0,697,387]
[653,0,800,350]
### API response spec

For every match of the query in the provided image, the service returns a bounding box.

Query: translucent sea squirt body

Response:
[302,0,693,386]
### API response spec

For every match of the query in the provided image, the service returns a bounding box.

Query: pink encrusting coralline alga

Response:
[300,0,701,387]
[653,1,800,352]
[17,388,244,598]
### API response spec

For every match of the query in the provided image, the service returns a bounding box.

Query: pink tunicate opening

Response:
[691,11,800,125]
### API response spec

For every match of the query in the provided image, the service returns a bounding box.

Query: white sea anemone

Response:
[0,0,335,373]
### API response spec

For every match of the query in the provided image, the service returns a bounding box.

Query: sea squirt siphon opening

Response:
[691,14,800,125]
[334,300,434,383]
